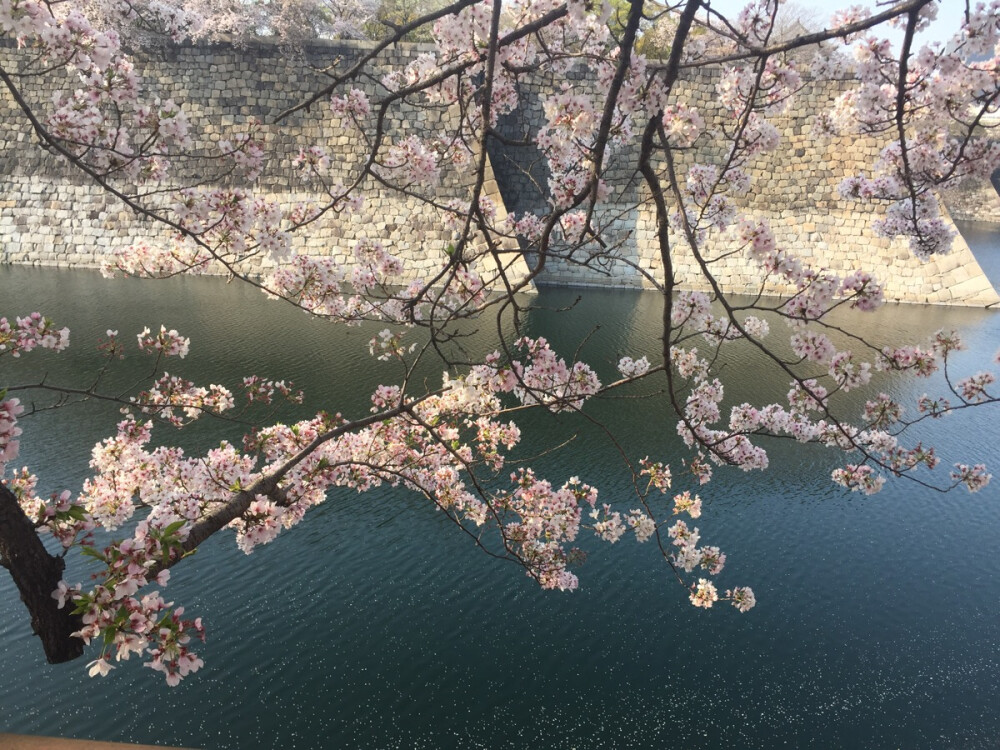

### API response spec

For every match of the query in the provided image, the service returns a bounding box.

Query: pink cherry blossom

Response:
[2,0,999,688]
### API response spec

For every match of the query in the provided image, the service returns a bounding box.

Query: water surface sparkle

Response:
[1,265,999,749]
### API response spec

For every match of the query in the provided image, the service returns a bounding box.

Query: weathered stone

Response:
[2,39,998,306]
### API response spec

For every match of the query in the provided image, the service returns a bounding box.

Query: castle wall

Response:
[2,39,998,306]
[490,67,1000,306]
[0,39,530,289]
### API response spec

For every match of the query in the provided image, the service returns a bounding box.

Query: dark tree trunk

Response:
[0,481,83,663]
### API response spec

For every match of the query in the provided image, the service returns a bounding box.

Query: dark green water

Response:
[2,266,1000,749]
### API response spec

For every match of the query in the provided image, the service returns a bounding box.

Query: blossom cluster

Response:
[0,397,24,477]
[130,373,235,426]
[666,307,996,500]
[505,337,601,412]
[4,0,1000,691]
[8,471,95,549]
[825,1,1000,258]
[617,356,650,378]
[0,313,70,358]
[59,513,206,687]
[137,326,190,358]
[241,376,303,406]
[36,321,770,686]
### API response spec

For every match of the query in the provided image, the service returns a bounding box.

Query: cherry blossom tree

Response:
[70,0,380,46]
[2,0,999,686]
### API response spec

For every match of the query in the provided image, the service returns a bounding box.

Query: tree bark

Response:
[0,481,83,663]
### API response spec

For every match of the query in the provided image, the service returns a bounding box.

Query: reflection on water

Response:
[1,266,999,749]
[957,219,1000,290]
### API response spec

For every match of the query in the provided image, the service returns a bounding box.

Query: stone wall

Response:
[0,39,531,289]
[2,38,998,306]
[489,66,1000,306]
[941,178,1000,223]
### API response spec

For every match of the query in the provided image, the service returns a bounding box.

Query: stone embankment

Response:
[491,66,1000,306]
[2,38,998,306]
[0,39,530,290]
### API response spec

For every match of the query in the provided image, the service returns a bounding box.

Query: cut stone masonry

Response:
[2,39,998,307]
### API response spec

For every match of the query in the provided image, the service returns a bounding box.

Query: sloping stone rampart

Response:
[1,38,998,306]
[489,66,1000,306]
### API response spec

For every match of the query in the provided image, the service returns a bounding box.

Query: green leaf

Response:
[80,546,107,563]
[66,506,89,521]
[161,520,187,538]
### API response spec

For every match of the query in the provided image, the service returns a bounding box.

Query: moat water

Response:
[1,255,999,748]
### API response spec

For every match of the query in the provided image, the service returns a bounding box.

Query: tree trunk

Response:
[0,481,83,663]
